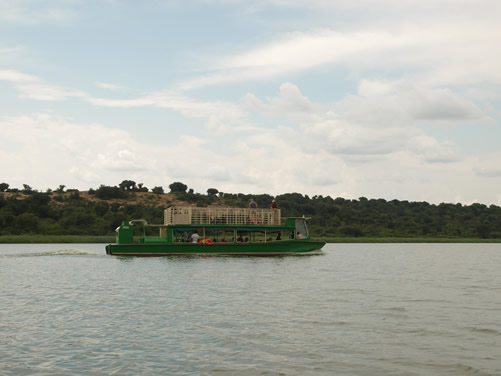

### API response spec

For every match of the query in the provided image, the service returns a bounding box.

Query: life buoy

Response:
[205,239,213,245]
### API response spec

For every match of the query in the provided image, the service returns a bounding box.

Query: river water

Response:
[1,243,500,375]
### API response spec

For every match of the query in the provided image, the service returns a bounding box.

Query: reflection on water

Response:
[1,243,500,375]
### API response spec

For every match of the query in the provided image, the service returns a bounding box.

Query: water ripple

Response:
[1,243,501,375]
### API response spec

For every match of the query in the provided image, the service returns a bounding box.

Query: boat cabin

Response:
[116,206,311,245]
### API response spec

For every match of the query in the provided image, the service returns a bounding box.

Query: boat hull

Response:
[105,241,325,256]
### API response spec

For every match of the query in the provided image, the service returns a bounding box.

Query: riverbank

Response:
[318,237,501,243]
[1,235,500,243]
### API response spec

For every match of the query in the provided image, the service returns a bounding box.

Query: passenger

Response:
[249,199,258,209]
[183,232,189,242]
[237,234,243,242]
[191,230,201,243]
[270,199,278,209]
[276,232,281,240]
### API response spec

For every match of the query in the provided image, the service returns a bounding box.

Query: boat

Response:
[105,206,325,256]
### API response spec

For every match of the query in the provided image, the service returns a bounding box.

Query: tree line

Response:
[1,181,501,239]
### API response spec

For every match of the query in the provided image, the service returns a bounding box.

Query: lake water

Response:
[1,243,500,375]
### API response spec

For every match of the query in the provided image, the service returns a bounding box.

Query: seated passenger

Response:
[191,230,200,243]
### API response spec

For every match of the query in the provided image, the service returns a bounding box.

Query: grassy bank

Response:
[1,234,500,244]
[0,235,115,244]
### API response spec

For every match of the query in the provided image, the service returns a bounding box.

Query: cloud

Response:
[350,79,487,124]
[96,82,123,90]
[180,29,405,89]
[16,83,87,101]
[1,70,248,121]
[473,154,501,177]
[0,0,76,24]
[245,82,471,164]
[245,82,320,120]
[0,114,153,187]
[0,69,40,83]
[176,2,501,90]
[1,108,499,205]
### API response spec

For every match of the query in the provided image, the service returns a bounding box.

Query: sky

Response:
[1,0,501,205]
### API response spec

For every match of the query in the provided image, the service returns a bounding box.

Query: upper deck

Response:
[164,206,282,226]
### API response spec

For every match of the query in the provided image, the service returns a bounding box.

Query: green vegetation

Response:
[1,180,501,242]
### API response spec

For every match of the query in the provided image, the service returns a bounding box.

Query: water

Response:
[1,243,500,376]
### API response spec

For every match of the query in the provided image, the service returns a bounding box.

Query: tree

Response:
[0,183,9,192]
[23,184,33,193]
[95,185,127,200]
[207,188,219,196]
[152,186,164,194]
[15,213,39,232]
[119,180,137,191]
[169,182,188,193]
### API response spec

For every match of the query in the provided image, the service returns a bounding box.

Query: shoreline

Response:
[1,235,500,244]
[318,237,501,243]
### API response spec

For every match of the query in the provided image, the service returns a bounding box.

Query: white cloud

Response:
[177,6,501,90]
[96,82,123,90]
[16,83,87,101]
[0,1,76,24]
[473,154,501,178]
[0,69,40,83]
[245,82,320,120]
[1,70,248,121]
[245,83,478,164]
[350,80,487,124]
[0,114,154,187]
[1,107,500,205]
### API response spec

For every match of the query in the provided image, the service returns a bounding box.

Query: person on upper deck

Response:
[249,199,258,209]
[270,199,278,209]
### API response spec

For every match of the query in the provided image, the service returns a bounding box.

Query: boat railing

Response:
[164,206,281,226]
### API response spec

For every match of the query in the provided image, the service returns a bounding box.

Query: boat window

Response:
[173,229,189,242]
[236,231,250,242]
[144,225,165,238]
[252,231,266,242]
[266,231,283,241]
[295,219,309,238]
[205,229,234,243]
[173,228,203,242]
[235,230,267,242]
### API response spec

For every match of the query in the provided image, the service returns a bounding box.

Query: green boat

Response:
[105,206,325,256]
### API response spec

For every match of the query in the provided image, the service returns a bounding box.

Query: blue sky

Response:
[1,0,500,205]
